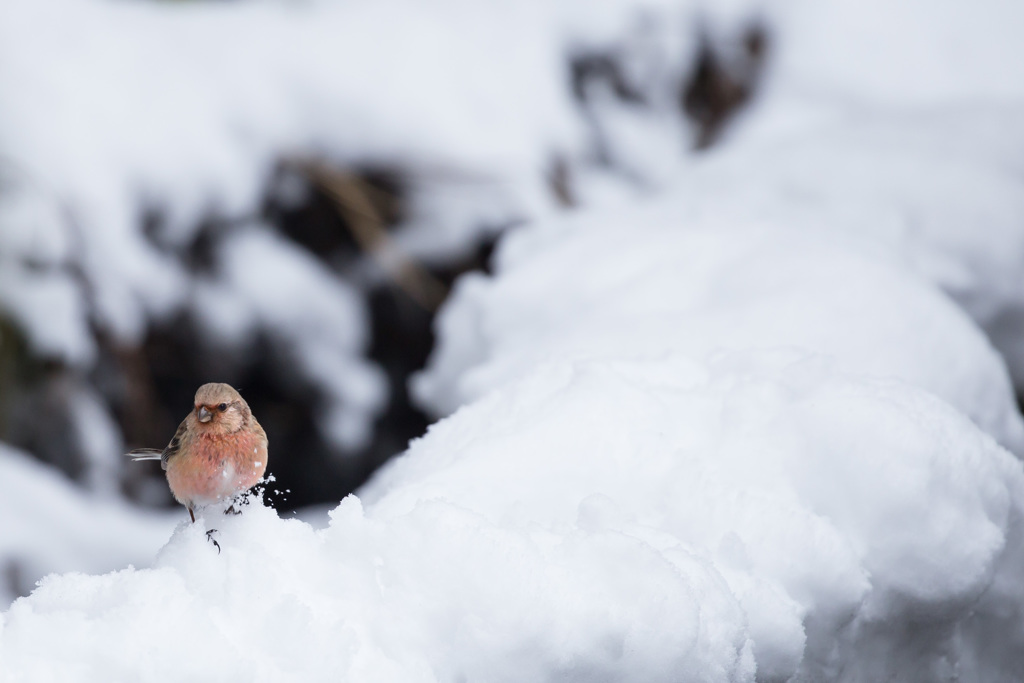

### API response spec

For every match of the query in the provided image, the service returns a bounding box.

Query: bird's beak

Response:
[198,406,212,423]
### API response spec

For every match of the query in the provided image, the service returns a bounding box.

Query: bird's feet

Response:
[224,503,242,515]
[206,529,221,554]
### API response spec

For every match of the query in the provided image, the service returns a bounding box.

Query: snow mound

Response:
[379,353,1024,680]
[4,354,1023,681]
[415,210,1024,454]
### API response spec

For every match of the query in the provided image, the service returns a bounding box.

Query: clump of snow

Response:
[0,264,94,367]
[3,353,1023,680]
[0,176,94,366]
[66,384,124,495]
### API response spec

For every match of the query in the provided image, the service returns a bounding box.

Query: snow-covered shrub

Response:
[0,0,736,497]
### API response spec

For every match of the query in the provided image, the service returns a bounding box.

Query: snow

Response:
[763,0,1024,107]
[672,104,1024,378]
[3,354,1023,681]
[1,497,755,682]
[0,443,177,610]
[415,212,1024,454]
[377,353,1024,681]
[66,384,125,495]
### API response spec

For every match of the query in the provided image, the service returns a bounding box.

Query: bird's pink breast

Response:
[165,429,267,507]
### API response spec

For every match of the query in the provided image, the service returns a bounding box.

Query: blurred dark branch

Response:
[297,160,449,312]
[0,316,18,440]
[681,22,769,150]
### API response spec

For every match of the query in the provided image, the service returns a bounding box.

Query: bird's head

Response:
[193,382,249,434]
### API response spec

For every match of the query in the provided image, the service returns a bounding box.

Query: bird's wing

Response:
[160,418,189,470]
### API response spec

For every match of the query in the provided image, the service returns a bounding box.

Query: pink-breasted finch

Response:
[128,383,268,523]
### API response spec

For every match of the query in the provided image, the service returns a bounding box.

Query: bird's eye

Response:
[218,403,228,412]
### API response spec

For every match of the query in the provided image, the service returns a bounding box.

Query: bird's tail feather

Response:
[127,449,163,461]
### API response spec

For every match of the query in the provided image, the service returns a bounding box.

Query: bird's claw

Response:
[225,504,241,516]
[206,529,221,554]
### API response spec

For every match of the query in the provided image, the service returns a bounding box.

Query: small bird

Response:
[128,383,268,523]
